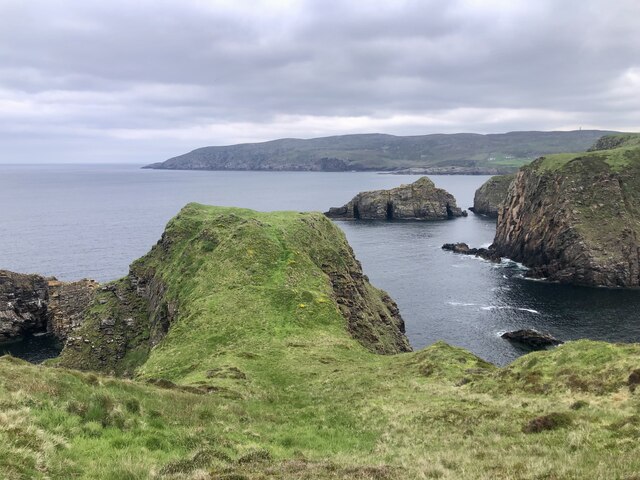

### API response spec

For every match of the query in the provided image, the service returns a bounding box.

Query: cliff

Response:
[469,174,515,217]
[325,176,466,220]
[143,130,614,173]
[0,270,97,343]
[493,134,640,287]
[57,204,410,375]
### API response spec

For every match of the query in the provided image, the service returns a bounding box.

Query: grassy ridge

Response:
[2,204,640,478]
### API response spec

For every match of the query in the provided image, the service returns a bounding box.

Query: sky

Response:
[0,0,639,163]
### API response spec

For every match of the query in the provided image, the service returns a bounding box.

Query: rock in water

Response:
[469,174,515,217]
[325,177,466,220]
[441,243,502,262]
[492,134,640,287]
[501,329,563,349]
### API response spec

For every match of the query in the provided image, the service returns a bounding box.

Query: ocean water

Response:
[1,164,640,365]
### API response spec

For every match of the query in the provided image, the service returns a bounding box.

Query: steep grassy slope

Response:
[144,130,613,173]
[494,133,640,286]
[2,205,640,478]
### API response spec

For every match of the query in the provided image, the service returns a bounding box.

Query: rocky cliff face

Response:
[470,174,514,217]
[0,270,97,343]
[493,136,640,286]
[325,177,466,220]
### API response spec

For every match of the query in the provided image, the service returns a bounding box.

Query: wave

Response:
[481,306,541,314]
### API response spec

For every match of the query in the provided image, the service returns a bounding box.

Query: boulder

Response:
[325,177,466,220]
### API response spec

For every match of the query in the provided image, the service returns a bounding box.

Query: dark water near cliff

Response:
[1,334,62,363]
[1,164,640,365]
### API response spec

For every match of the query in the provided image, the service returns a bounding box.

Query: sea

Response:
[2,164,640,365]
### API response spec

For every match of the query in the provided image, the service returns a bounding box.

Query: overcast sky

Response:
[1,0,639,163]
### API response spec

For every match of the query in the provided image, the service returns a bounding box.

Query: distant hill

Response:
[144,130,618,174]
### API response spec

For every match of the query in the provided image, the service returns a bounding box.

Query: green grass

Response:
[2,204,640,478]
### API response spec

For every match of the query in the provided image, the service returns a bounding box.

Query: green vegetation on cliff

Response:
[2,205,640,479]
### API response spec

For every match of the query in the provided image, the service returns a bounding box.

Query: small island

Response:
[325,177,466,220]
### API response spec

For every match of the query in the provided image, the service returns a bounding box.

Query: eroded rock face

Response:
[325,177,466,220]
[493,156,640,287]
[47,279,99,341]
[470,174,514,217]
[0,271,49,342]
[0,270,97,343]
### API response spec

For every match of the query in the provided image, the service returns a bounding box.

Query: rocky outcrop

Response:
[325,177,466,220]
[501,329,563,349]
[492,135,640,287]
[469,174,515,217]
[58,204,412,376]
[441,243,502,262]
[320,237,410,354]
[0,271,49,343]
[0,270,97,343]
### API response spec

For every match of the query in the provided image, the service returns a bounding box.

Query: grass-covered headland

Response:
[2,204,640,479]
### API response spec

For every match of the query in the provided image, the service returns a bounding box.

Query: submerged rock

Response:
[325,177,466,220]
[0,270,97,343]
[501,329,563,349]
[469,174,515,217]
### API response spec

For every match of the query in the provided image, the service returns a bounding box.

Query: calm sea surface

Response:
[2,164,640,365]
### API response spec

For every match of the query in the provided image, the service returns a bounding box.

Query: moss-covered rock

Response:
[57,204,410,376]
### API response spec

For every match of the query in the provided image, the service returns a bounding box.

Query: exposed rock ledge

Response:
[0,270,97,343]
[325,177,466,220]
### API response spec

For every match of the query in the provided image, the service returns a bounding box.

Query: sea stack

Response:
[325,177,466,221]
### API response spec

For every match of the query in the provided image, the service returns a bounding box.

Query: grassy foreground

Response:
[2,205,640,479]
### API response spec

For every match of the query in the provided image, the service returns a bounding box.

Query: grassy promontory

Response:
[2,205,640,479]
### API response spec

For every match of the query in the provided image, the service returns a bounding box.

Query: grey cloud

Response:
[0,0,638,162]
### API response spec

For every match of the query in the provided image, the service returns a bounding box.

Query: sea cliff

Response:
[470,174,514,217]
[493,134,640,286]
